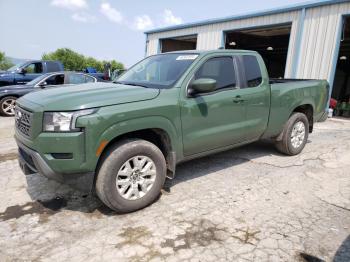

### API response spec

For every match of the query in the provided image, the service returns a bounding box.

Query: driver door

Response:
[180,55,247,156]
[15,62,43,84]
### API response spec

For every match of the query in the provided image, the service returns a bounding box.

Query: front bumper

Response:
[17,139,95,192]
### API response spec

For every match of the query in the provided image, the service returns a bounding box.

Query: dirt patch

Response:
[161,219,227,251]
[129,249,163,262]
[0,196,67,223]
[116,226,152,248]
[115,226,166,261]
[0,152,17,162]
[231,227,261,245]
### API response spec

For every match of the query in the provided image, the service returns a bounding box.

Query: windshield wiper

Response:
[114,81,149,88]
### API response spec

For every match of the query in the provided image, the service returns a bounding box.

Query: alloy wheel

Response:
[291,121,306,148]
[1,98,16,116]
[116,155,157,200]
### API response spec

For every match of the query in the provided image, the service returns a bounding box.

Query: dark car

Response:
[0,60,64,87]
[0,71,98,116]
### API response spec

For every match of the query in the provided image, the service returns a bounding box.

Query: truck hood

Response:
[19,82,160,111]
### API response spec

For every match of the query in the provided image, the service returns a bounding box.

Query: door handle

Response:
[233,95,245,103]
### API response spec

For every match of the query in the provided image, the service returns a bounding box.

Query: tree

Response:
[0,51,14,70]
[110,60,124,71]
[42,48,124,72]
[42,48,85,71]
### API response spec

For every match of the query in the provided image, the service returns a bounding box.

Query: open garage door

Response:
[224,24,291,78]
[332,16,350,117]
[160,35,197,53]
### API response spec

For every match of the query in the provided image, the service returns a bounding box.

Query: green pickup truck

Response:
[15,50,329,212]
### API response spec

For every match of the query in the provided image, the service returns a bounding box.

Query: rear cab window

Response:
[242,55,262,88]
[46,62,62,72]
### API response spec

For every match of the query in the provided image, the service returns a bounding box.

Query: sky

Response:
[0,0,310,67]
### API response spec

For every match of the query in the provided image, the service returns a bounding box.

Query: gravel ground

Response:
[0,116,349,262]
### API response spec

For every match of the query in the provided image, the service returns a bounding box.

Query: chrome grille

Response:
[15,107,32,137]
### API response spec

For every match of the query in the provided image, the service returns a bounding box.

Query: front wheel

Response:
[0,96,17,116]
[275,112,309,156]
[95,139,167,213]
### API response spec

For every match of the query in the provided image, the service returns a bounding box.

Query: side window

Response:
[24,64,35,73]
[46,62,61,72]
[24,63,43,74]
[45,74,64,85]
[194,57,236,90]
[66,74,86,84]
[242,55,262,88]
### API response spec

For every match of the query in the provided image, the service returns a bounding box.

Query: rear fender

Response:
[276,102,314,141]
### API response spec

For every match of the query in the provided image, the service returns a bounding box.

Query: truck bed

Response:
[262,78,329,139]
[269,78,314,84]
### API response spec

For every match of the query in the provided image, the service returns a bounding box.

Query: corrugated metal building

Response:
[145,0,350,104]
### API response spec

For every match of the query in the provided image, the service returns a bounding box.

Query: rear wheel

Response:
[95,139,166,213]
[0,96,17,116]
[275,112,309,155]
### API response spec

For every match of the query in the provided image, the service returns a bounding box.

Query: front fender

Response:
[83,115,183,171]
[0,75,14,86]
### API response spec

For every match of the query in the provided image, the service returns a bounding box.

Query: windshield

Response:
[26,73,51,86]
[116,53,199,88]
[6,62,27,72]
[7,61,28,72]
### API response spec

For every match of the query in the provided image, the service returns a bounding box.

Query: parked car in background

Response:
[0,60,64,87]
[15,50,329,213]
[0,71,98,116]
[83,67,107,81]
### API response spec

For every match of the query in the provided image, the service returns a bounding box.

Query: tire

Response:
[0,96,17,116]
[95,139,167,213]
[275,112,309,156]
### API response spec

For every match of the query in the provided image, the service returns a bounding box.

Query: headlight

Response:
[43,109,97,132]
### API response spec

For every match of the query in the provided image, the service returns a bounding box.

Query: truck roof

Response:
[27,60,62,63]
[163,49,258,55]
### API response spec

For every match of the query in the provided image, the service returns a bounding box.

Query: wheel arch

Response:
[0,94,21,99]
[290,104,314,133]
[276,103,314,142]
[93,117,181,183]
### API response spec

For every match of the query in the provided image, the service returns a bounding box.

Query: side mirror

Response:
[38,81,47,88]
[19,68,27,75]
[189,78,217,95]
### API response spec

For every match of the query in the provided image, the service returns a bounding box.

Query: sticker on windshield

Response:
[176,55,198,60]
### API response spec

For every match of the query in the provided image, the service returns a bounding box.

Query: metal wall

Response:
[147,11,301,77]
[146,2,350,83]
[296,2,350,83]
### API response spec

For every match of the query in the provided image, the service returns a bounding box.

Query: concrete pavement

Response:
[0,117,349,261]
